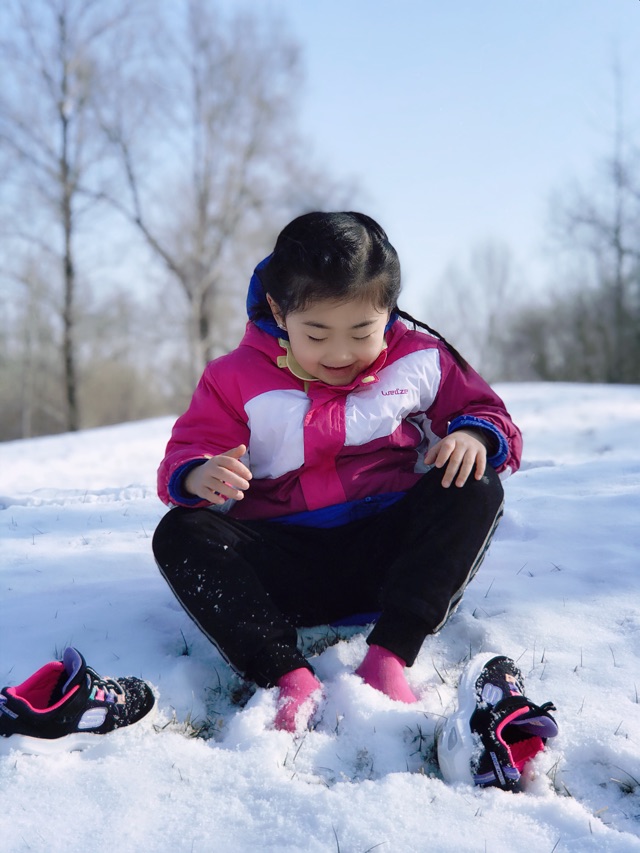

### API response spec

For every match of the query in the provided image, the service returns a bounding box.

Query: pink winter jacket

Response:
[157,319,522,521]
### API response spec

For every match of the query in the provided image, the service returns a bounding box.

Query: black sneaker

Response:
[0,647,156,754]
[437,653,558,791]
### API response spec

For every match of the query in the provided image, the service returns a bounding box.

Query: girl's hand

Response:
[424,430,488,488]
[184,444,252,504]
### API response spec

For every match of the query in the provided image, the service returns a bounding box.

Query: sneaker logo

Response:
[381,388,408,396]
[78,708,108,730]
[481,684,503,705]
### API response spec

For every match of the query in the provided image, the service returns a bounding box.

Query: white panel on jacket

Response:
[344,349,442,445]
[245,388,309,478]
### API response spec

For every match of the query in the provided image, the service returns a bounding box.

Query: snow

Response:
[1,382,639,853]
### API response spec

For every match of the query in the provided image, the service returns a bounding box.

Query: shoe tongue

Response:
[509,706,558,739]
[60,647,87,696]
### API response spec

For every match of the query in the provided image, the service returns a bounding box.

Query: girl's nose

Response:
[326,349,354,366]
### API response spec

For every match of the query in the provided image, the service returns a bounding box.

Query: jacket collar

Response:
[240,321,404,392]
[275,337,388,390]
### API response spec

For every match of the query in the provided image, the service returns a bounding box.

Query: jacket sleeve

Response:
[426,345,522,475]
[157,359,250,507]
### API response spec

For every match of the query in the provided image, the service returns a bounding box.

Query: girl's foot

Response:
[274,667,322,733]
[355,644,418,703]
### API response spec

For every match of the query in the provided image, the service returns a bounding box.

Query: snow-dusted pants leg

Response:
[152,464,504,685]
[152,508,311,687]
[364,464,504,665]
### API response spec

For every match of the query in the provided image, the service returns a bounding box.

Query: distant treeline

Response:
[1,1,638,441]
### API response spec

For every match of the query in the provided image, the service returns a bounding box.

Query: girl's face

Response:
[268,296,390,386]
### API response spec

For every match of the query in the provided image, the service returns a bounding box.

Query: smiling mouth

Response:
[322,364,355,371]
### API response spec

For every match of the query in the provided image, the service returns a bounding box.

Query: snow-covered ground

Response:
[1,383,639,853]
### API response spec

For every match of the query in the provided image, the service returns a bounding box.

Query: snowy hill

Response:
[1,383,639,853]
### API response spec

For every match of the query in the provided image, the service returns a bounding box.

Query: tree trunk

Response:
[62,207,78,431]
[59,13,78,432]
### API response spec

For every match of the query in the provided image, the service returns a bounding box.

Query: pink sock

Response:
[355,644,418,703]
[274,668,322,733]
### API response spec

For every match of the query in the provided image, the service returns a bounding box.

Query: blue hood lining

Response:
[246,254,286,339]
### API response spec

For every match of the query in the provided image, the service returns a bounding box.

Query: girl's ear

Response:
[266,294,286,330]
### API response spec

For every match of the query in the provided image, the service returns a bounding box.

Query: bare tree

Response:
[0,257,67,439]
[0,0,132,431]
[77,290,169,427]
[427,240,522,380]
[0,0,354,437]
[98,0,351,381]
[546,62,640,383]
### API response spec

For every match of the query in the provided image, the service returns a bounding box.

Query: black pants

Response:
[152,466,504,687]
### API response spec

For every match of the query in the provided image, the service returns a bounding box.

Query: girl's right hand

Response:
[184,444,252,504]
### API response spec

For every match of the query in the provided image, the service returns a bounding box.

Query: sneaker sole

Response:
[0,699,157,756]
[436,652,503,786]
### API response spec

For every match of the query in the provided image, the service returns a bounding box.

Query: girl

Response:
[153,212,522,733]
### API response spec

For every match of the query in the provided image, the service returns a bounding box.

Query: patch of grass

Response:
[154,708,221,740]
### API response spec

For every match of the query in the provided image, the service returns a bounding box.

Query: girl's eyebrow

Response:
[302,319,377,330]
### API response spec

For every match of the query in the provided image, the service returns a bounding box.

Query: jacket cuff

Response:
[168,459,209,506]
[448,415,509,469]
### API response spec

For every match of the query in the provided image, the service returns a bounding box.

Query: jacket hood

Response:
[246,254,399,340]
[246,254,287,340]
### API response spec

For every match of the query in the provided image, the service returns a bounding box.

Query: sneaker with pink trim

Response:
[0,647,156,754]
[436,653,558,791]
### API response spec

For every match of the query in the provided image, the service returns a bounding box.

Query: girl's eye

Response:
[307,336,327,343]
[353,335,372,341]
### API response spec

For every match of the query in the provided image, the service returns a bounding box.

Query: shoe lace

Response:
[86,667,124,702]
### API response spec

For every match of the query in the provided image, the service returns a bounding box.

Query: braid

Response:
[395,308,469,372]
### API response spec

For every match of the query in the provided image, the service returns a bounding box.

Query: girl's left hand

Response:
[424,429,488,488]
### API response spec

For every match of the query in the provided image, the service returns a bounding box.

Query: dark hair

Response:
[254,211,468,370]
[258,211,400,313]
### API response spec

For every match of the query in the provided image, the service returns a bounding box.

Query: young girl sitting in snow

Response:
[153,211,522,733]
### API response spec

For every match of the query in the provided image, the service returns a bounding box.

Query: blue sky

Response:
[261,0,640,315]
